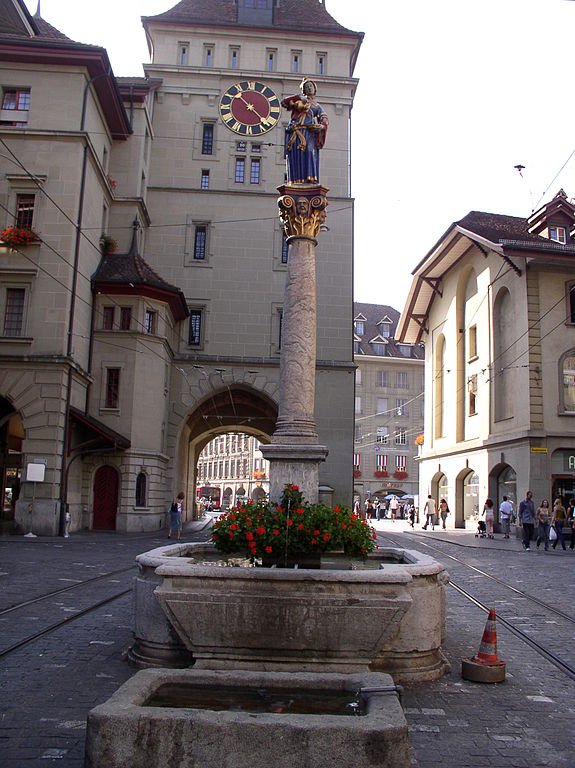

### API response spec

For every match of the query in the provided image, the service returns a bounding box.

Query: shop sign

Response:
[564,454,575,472]
[530,447,547,454]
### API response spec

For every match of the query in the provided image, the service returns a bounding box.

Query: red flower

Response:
[265,546,273,553]
[255,527,266,536]
[230,524,238,531]
[272,529,280,536]
[341,523,347,529]
[313,529,320,535]
[295,508,304,515]
[288,484,299,491]
[334,506,341,513]
[322,533,330,541]
[311,538,318,545]
[287,519,294,527]
[297,523,305,531]
[246,532,254,541]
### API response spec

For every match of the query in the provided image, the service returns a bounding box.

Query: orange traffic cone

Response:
[472,609,504,666]
[461,609,506,683]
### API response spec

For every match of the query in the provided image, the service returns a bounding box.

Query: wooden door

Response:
[92,465,118,530]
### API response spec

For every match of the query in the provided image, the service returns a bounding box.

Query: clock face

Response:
[219,81,281,136]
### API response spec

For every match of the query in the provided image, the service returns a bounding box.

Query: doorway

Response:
[92,465,119,530]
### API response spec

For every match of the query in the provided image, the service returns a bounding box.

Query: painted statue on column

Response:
[283,79,328,184]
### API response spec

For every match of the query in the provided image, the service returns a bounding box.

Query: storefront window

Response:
[463,471,479,523]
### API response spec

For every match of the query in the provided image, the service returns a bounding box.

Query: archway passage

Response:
[93,466,119,530]
[0,397,24,524]
[185,385,278,519]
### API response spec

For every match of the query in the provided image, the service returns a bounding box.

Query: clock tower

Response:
[140,0,363,506]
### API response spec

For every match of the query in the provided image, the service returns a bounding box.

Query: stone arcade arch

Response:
[456,468,479,529]
[175,384,279,520]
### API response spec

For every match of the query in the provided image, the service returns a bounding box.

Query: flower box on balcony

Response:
[393,471,408,480]
[374,470,389,478]
[353,470,362,478]
[0,226,39,248]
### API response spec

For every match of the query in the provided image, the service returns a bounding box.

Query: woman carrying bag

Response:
[551,498,567,551]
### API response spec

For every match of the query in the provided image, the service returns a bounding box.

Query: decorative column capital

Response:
[277,183,329,242]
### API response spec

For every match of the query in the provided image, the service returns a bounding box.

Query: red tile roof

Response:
[34,16,71,40]
[144,0,359,36]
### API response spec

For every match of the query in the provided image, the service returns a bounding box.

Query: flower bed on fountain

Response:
[211,484,376,566]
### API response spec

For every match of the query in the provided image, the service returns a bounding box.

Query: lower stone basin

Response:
[85,669,410,768]
[132,543,449,683]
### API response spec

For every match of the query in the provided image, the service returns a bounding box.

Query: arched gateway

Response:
[176,384,278,520]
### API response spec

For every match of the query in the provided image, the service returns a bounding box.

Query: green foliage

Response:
[211,484,377,562]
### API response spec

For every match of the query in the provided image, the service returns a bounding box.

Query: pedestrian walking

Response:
[499,496,514,539]
[518,490,536,551]
[423,495,436,530]
[409,504,416,528]
[374,496,381,521]
[568,499,575,550]
[483,498,495,538]
[366,498,374,520]
[353,498,361,516]
[551,498,567,551]
[439,498,450,529]
[168,491,185,540]
[535,499,550,551]
[389,496,399,520]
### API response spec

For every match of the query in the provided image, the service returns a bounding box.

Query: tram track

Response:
[378,529,575,681]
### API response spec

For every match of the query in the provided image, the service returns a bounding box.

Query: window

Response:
[250,158,261,184]
[145,310,156,335]
[281,235,289,264]
[354,320,364,335]
[178,43,189,65]
[396,371,408,389]
[355,368,362,386]
[376,370,388,387]
[354,425,362,441]
[1,88,30,125]
[202,123,214,155]
[2,89,30,111]
[355,396,362,414]
[562,354,575,412]
[568,283,575,324]
[201,169,210,189]
[379,322,391,338]
[549,226,566,244]
[189,309,203,346]
[376,397,388,415]
[353,453,361,470]
[204,45,214,66]
[468,373,478,416]
[120,307,131,331]
[396,398,407,416]
[316,52,327,75]
[136,472,147,507]
[193,225,207,260]
[291,50,302,73]
[371,342,386,356]
[105,368,120,409]
[395,455,407,469]
[398,344,412,358]
[235,158,245,183]
[229,47,240,69]
[252,143,262,154]
[376,453,388,468]
[469,325,477,359]
[394,429,407,446]
[3,288,25,336]
[353,340,360,354]
[15,194,34,229]
[236,141,247,152]
[266,49,276,71]
[376,427,389,445]
[102,306,114,330]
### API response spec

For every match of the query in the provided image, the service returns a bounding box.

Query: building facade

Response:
[353,302,424,505]
[397,190,575,527]
[0,0,362,534]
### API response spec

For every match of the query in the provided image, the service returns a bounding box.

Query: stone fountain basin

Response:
[133,543,449,683]
[85,668,409,768]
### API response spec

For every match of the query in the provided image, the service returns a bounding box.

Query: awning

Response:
[68,407,130,454]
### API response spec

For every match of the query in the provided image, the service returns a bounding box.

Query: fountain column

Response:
[261,184,329,503]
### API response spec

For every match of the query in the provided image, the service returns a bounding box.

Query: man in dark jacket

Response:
[518,490,535,551]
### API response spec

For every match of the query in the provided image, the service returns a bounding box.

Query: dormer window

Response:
[371,342,386,356]
[354,319,364,335]
[379,323,391,338]
[549,226,566,244]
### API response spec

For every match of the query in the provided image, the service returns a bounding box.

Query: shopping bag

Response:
[549,526,557,542]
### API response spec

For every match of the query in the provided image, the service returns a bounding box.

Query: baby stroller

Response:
[475,519,487,538]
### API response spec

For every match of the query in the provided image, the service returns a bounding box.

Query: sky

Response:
[23,0,575,308]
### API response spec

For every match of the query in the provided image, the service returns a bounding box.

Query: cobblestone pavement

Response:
[0,521,574,767]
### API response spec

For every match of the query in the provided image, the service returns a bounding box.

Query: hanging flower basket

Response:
[414,433,424,446]
[0,226,39,248]
[99,234,118,255]
[374,470,389,478]
[393,471,408,480]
